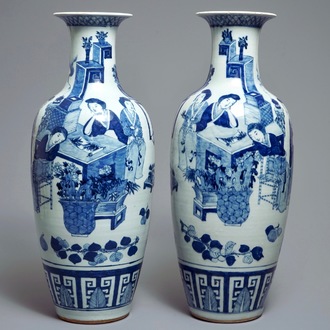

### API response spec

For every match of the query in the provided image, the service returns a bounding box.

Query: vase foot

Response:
[57,313,129,324]
[55,304,131,324]
[190,308,263,323]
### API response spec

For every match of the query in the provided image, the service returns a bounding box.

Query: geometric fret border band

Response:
[179,263,276,315]
[43,263,141,311]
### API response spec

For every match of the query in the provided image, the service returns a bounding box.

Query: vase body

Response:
[170,12,293,323]
[31,12,155,324]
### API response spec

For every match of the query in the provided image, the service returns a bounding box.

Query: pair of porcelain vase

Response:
[31,11,293,324]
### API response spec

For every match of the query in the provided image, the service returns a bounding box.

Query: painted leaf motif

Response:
[184,235,191,243]
[265,225,275,236]
[251,246,264,261]
[89,287,107,309]
[59,238,69,249]
[128,246,138,257]
[183,282,195,308]
[94,253,107,265]
[201,234,211,243]
[120,237,132,246]
[243,252,253,264]
[192,241,206,253]
[105,240,117,251]
[68,253,82,264]
[39,234,48,251]
[140,214,147,225]
[226,255,236,266]
[51,236,62,252]
[233,287,251,313]
[60,285,73,307]
[109,251,123,262]
[88,243,102,251]
[71,243,82,251]
[187,225,196,236]
[202,250,212,261]
[57,250,67,259]
[120,282,133,305]
[239,244,250,253]
[210,240,222,250]
[203,286,218,312]
[225,241,236,255]
[84,251,98,262]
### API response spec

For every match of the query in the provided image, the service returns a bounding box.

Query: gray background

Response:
[0,0,329,329]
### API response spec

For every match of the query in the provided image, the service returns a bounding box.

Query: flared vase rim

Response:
[196,11,276,28]
[196,11,276,18]
[54,12,132,27]
[54,12,133,18]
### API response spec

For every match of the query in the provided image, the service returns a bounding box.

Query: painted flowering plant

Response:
[53,162,96,201]
[53,162,139,202]
[96,31,109,45]
[89,165,139,202]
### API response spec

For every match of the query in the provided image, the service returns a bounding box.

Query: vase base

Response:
[55,304,131,324]
[58,313,129,324]
[190,308,263,323]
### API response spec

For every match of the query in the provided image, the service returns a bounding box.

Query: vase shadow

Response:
[138,249,188,314]
[0,257,55,318]
[133,206,189,315]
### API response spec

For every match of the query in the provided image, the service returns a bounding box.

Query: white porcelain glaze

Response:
[31,12,154,324]
[170,11,292,323]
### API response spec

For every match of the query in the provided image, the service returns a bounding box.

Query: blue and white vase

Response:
[170,11,293,323]
[31,12,154,324]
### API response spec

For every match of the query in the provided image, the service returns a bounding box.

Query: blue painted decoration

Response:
[180,220,264,266]
[170,12,293,322]
[174,27,292,226]
[43,263,141,311]
[179,263,276,315]
[49,235,139,265]
[32,29,154,236]
[31,12,154,323]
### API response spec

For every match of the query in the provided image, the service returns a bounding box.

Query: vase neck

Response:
[55,12,131,89]
[197,12,276,86]
[208,25,261,83]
